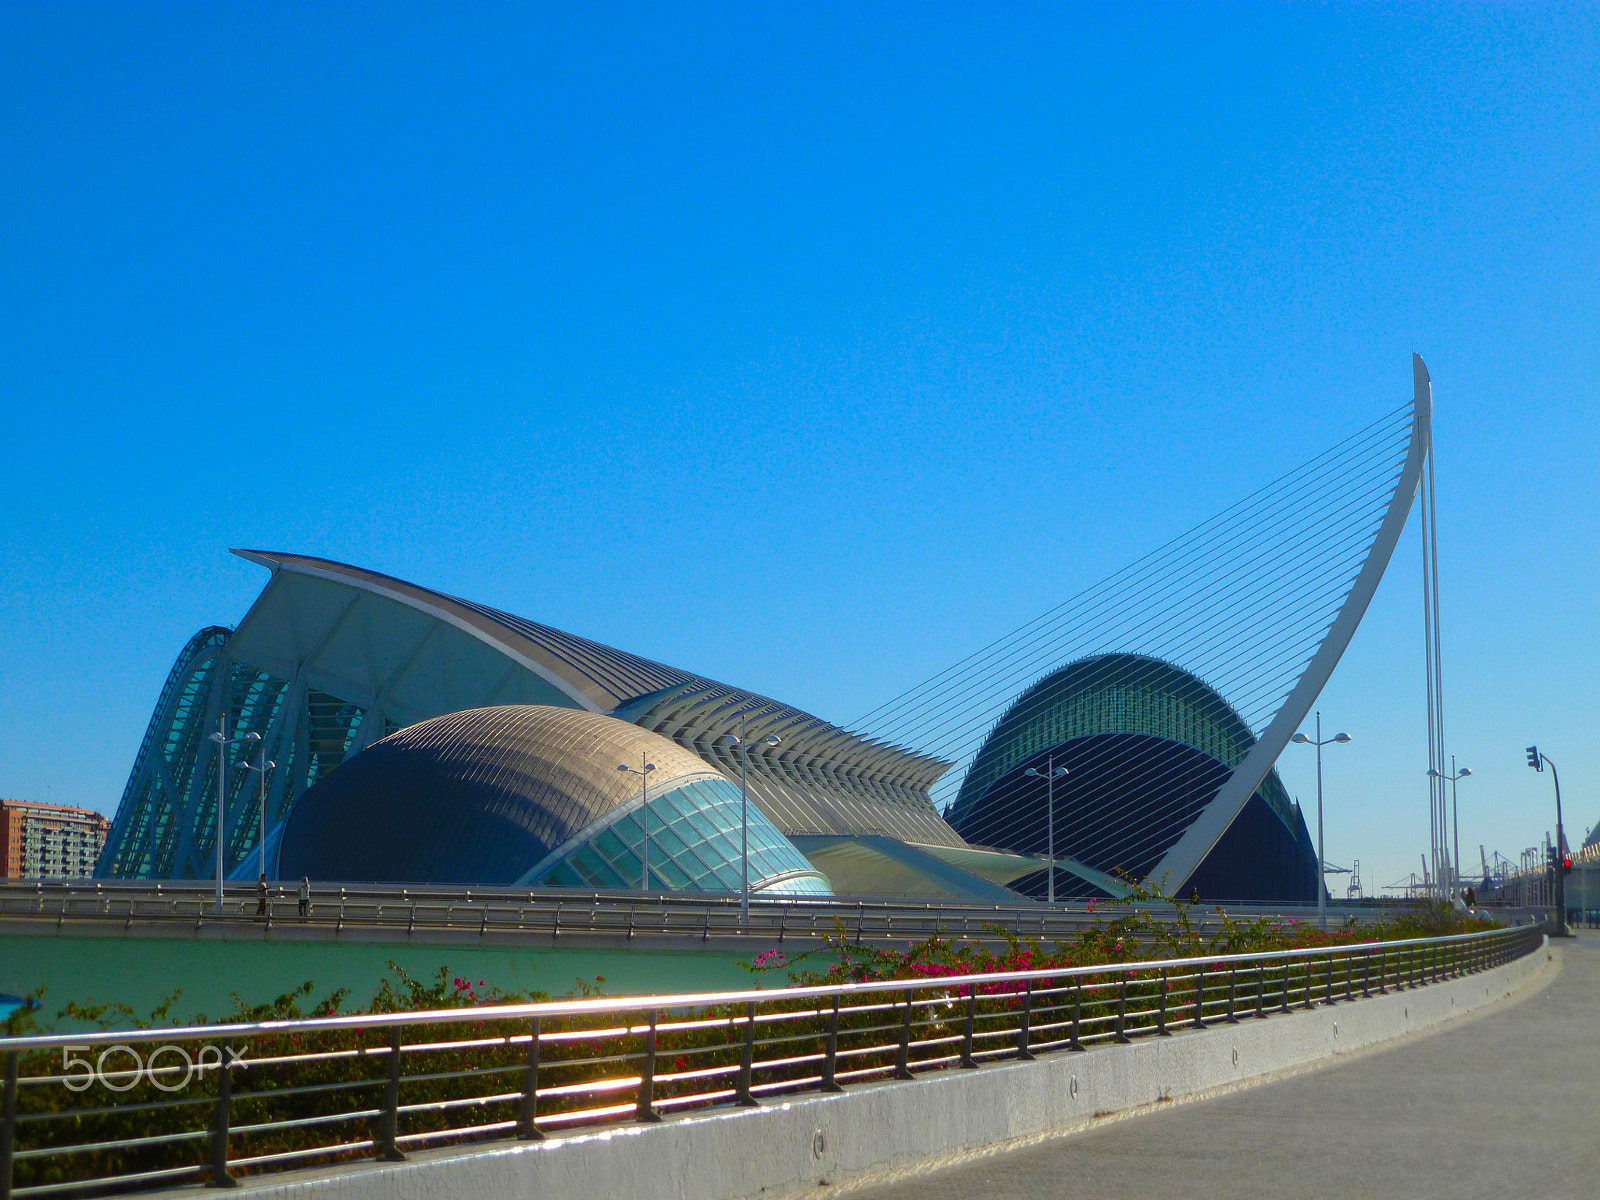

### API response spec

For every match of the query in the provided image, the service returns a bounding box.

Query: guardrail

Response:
[0,880,1406,948]
[0,924,1541,1198]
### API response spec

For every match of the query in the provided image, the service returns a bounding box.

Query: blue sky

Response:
[2,3,1595,894]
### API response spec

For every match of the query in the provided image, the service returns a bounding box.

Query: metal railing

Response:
[0,925,1541,1198]
[0,880,1408,949]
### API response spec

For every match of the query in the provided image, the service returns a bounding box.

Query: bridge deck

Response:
[849,931,1595,1200]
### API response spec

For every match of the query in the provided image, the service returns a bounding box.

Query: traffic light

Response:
[1547,846,1559,869]
[1527,746,1542,771]
[1563,855,1574,875]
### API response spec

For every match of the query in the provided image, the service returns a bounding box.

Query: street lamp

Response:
[1023,756,1068,903]
[720,719,782,927]
[616,757,656,892]
[1427,759,1471,903]
[1526,746,1571,937]
[235,750,278,883]
[206,719,261,913]
[1290,711,1351,930]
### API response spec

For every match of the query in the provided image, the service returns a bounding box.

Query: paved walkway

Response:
[848,932,1598,1200]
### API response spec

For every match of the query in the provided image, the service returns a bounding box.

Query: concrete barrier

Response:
[165,938,1554,1200]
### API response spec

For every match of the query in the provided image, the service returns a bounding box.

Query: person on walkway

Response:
[256,874,269,918]
[298,877,311,917]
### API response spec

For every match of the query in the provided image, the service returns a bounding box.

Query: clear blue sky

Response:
[2,4,1595,894]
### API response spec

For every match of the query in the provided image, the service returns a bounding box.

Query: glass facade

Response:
[530,777,830,895]
[948,653,1318,903]
[101,628,373,880]
[953,653,1295,831]
[100,628,230,879]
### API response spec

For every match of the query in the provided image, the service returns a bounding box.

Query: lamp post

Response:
[617,757,656,892]
[206,718,261,913]
[1427,758,1471,903]
[1290,712,1350,930]
[1526,746,1570,937]
[235,750,278,883]
[720,718,782,927]
[1022,756,1068,903]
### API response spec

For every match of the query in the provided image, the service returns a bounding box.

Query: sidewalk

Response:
[846,932,1597,1200]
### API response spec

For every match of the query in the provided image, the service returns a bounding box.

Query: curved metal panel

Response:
[231,551,605,712]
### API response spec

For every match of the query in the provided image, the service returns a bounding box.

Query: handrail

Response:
[0,880,1418,950]
[0,925,1543,1199]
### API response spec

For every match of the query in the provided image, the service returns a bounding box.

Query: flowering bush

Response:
[760,887,1495,993]
[748,948,788,973]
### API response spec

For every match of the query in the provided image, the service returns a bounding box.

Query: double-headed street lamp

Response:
[1427,758,1471,902]
[720,719,782,927]
[1023,757,1068,903]
[616,757,656,892]
[1291,712,1350,930]
[235,749,278,883]
[1526,746,1570,937]
[206,718,261,912]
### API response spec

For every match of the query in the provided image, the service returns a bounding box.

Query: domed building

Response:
[275,705,831,895]
[946,654,1320,903]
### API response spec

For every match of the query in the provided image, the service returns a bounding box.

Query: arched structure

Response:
[274,706,830,894]
[99,551,990,890]
[947,654,1318,901]
[1140,356,1433,893]
[864,356,1436,901]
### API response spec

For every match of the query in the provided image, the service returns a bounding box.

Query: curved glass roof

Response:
[951,652,1294,831]
[522,776,830,895]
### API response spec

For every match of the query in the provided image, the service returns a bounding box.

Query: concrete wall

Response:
[162,939,1555,1200]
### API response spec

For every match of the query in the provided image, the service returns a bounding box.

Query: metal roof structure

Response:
[100,550,960,883]
[275,705,829,894]
[235,550,958,848]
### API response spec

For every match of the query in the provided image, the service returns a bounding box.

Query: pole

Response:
[258,752,269,882]
[1427,464,1440,896]
[640,753,651,893]
[1315,712,1326,931]
[1426,444,1448,898]
[739,716,750,927]
[1046,754,1056,904]
[1548,755,1568,936]
[1450,755,1461,903]
[215,714,228,913]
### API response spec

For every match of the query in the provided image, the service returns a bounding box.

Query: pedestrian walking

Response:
[298,876,311,917]
[256,874,269,918]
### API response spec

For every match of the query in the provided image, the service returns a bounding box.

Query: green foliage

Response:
[773,885,1497,990]
[3,986,45,1036]
[57,987,186,1030]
